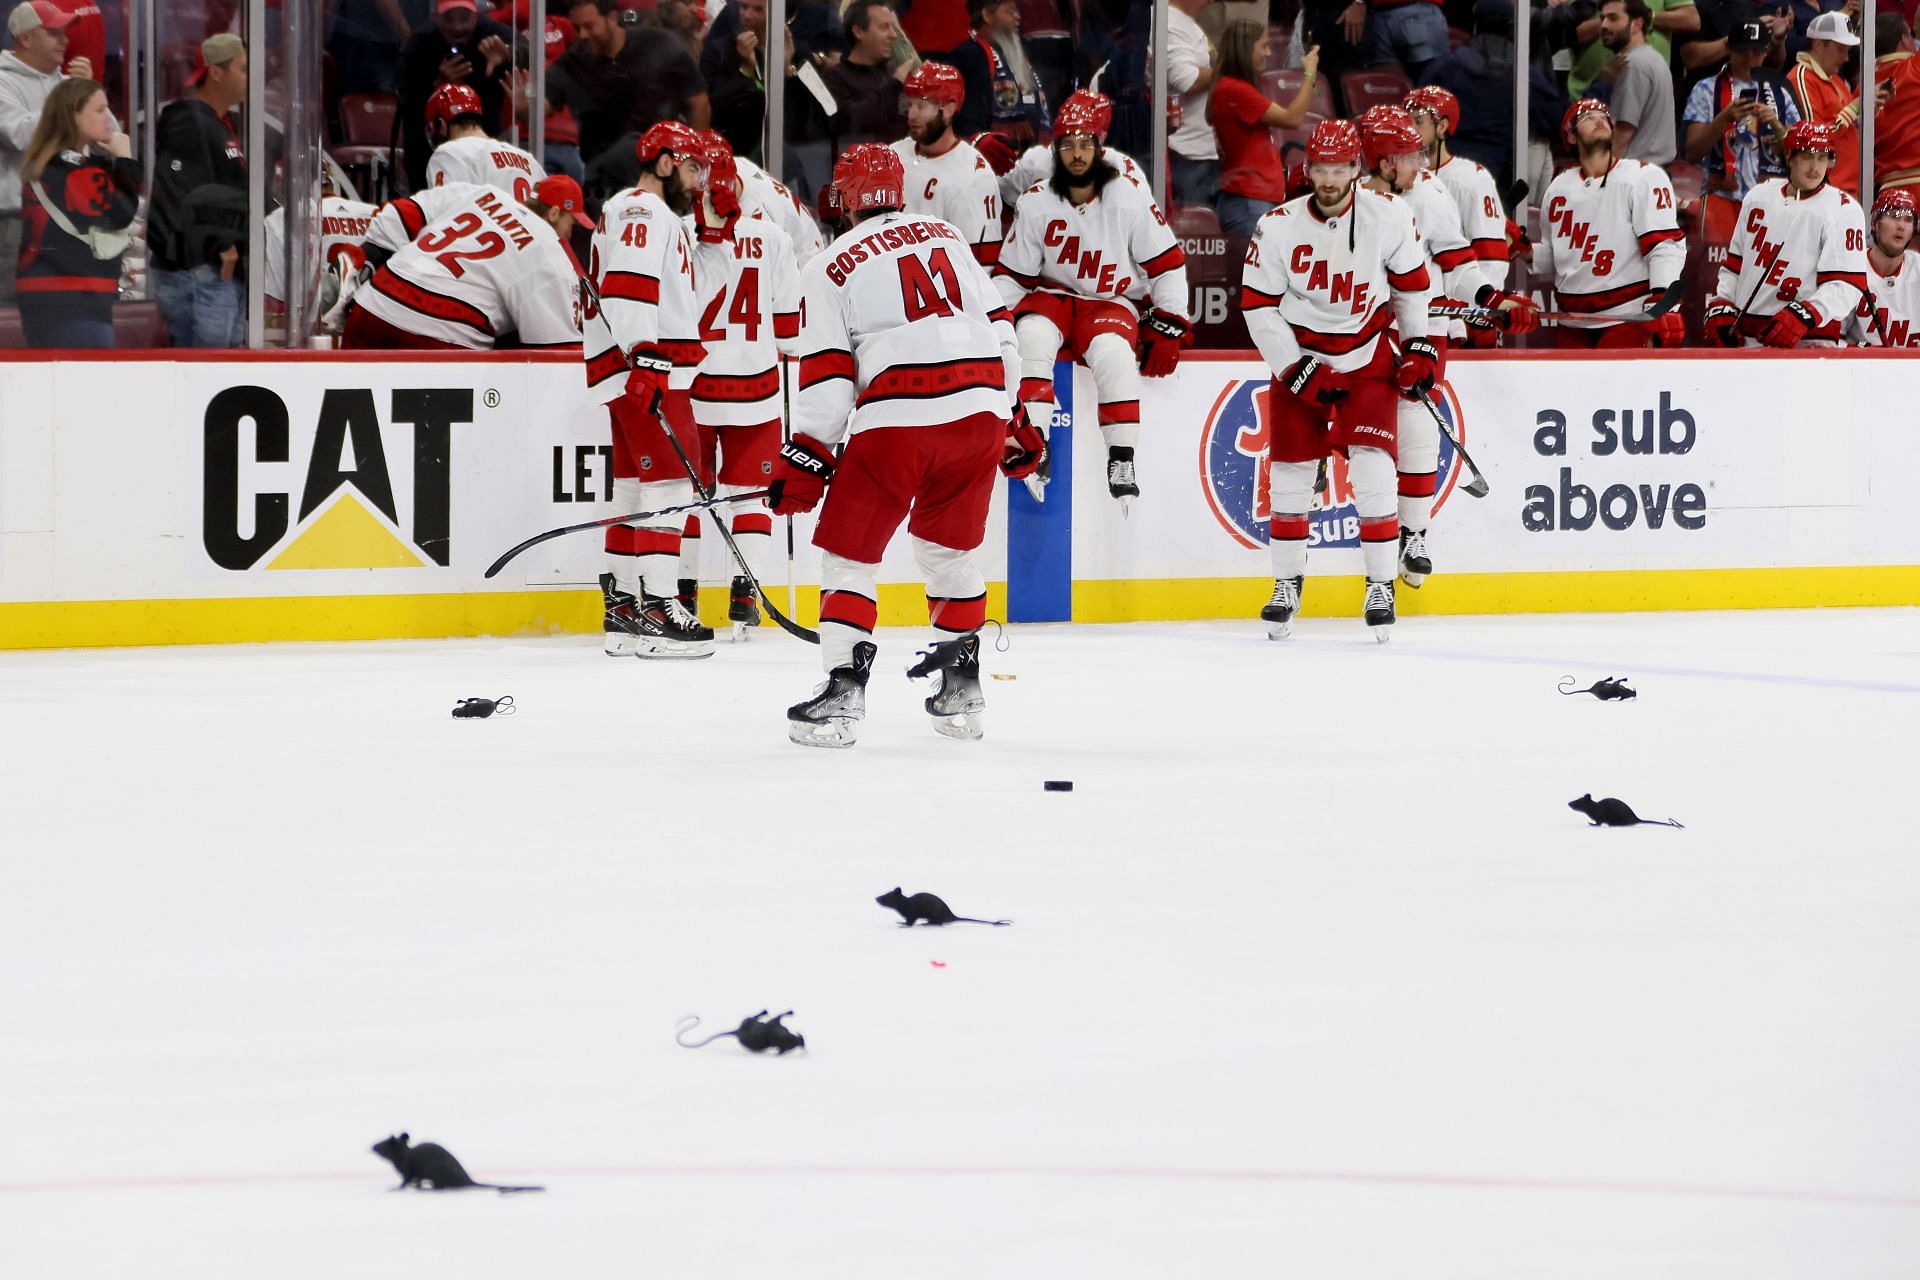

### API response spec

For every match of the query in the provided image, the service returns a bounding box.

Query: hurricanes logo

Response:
[1198,378,1465,549]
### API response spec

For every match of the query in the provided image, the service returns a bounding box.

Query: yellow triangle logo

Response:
[265,492,425,570]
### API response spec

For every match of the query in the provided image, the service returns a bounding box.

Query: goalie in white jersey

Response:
[1358,106,1534,589]
[997,90,1143,208]
[423,83,546,201]
[674,131,802,637]
[1241,119,1438,642]
[1706,122,1869,348]
[890,62,1005,269]
[770,144,1041,748]
[1846,188,1920,347]
[1534,99,1687,348]
[994,93,1190,509]
[341,175,584,352]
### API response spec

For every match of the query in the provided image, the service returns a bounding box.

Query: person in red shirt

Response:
[1209,21,1321,233]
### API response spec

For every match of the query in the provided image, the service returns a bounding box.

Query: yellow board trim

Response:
[0,570,1913,651]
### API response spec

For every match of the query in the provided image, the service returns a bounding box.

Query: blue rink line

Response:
[1005,359,1074,623]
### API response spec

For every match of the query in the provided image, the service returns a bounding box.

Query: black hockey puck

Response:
[1044,780,1073,792]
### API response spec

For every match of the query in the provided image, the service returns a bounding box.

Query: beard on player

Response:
[1049,151,1119,201]
[908,113,952,150]
[662,163,697,216]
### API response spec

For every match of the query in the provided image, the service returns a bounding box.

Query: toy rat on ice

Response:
[370,1133,543,1192]
[876,888,1011,927]
[1559,677,1637,700]
[1568,795,1684,828]
[676,1010,807,1054]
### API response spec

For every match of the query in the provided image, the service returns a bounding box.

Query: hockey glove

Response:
[1000,405,1047,480]
[1395,337,1441,401]
[768,434,836,515]
[1282,355,1349,406]
[1138,310,1191,378]
[1648,307,1687,347]
[1763,301,1818,349]
[1505,217,1532,263]
[970,131,1020,176]
[625,349,672,414]
[1462,314,1500,348]
[1702,298,1740,348]
[1476,285,1540,335]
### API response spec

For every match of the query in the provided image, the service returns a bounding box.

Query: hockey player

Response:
[731,144,825,268]
[1240,119,1437,642]
[1533,100,1687,349]
[890,62,1005,269]
[582,121,715,659]
[993,93,1190,509]
[1705,122,1869,349]
[998,90,1143,208]
[1356,106,1534,588]
[1404,87,1508,273]
[423,83,546,200]
[340,175,585,351]
[1847,189,1920,347]
[265,170,375,327]
[772,143,1042,748]
[676,131,802,636]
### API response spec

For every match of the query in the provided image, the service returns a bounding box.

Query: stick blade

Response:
[1462,474,1491,499]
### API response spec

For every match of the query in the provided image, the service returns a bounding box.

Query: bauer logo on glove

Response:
[768,435,836,515]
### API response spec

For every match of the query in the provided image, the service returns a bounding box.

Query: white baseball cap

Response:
[1807,11,1860,46]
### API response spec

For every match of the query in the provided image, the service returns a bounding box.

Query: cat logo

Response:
[202,385,472,571]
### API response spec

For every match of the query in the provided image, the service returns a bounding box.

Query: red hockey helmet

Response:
[1306,118,1363,167]
[832,142,906,214]
[901,61,966,110]
[1561,97,1613,147]
[1873,187,1918,223]
[1403,85,1460,135]
[1358,105,1424,169]
[426,83,485,136]
[694,127,739,192]
[1053,89,1113,143]
[636,120,707,169]
[1783,120,1841,158]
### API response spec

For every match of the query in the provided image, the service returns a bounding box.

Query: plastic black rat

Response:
[370,1133,543,1193]
[676,1010,807,1054]
[1569,794,1684,827]
[1559,676,1636,700]
[876,887,1010,927]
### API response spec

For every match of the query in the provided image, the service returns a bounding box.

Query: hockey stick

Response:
[1730,238,1789,340]
[1499,178,1529,211]
[580,269,820,644]
[483,490,772,580]
[1433,280,1682,326]
[1419,392,1489,499]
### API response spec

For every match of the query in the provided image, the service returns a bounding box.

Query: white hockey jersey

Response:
[688,211,802,426]
[1434,153,1508,266]
[354,185,580,350]
[1240,188,1433,375]
[1397,170,1488,302]
[1000,143,1142,208]
[426,135,547,201]
[793,211,1019,447]
[1533,158,1685,329]
[890,137,1004,267]
[583,186,705,406]
[263,195,376,304]
[736,155,824,267]
[1846,248,1920,346]
[1714,179,1869,342]
[993,170,1189,319]
[364,183,489,260]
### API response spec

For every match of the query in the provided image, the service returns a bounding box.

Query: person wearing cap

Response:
[1684,18,1798,198]
[1788,10,1867,193]
[399,0,515,192]
[147,33,251,349]
[947,0,1045,145]
[0,1,90,304]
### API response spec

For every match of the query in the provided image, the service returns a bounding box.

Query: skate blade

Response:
[632,638,715,660]
[930,711,984,741]
[1369,624,1393,644]
[1398,569,1426,589]
[729,620,755,642]
[1023,474,1047,503]
[1265,621,1292,641]
[605,638,640,657]
[788,717,859,748]
[1114,494,1134,517]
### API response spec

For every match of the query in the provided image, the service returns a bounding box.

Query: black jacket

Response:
[398,18,513,191]
[17,150,141,324]
[148,98,249,273]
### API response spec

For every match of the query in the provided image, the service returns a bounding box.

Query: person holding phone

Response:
[14,76,137,348]
[398,0,515,192]
[1683,18,1798,198]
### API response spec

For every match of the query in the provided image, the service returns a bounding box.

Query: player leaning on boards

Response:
[1845,189,1920,346]
[422,82,545,198]
[1357,105,1533,589]
[1532,99,1687,349]
[1705,121,1869,349]
[583,121,715,658]
[1240,120,1438,644]
[890,62,1005,270]
[772,143,1043,748]
[993,90,1191,510]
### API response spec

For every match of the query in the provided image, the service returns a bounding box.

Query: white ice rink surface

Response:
[3,608,1919,1278]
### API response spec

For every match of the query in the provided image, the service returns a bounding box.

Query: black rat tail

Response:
[1558,676,1587,696]
[953,916,1013,926]
[1643,817,1686,828]
[477,1183,546,1194]
[675,1015,739,1048]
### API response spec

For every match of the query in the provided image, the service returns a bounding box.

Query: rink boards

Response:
[0,348,1915,648]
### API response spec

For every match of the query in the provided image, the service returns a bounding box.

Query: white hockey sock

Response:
[605,477,692,597]
[677,513,702,588]
[1085,331,1142,450]
[1267,460,1318,580]
[1396,399,1439,533]
[1347,446,1400,582]
[722,483,776,585]
[914,537,986,644]
[817,550,879,673]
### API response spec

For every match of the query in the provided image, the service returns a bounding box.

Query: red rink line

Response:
[1,1163,1916,1209]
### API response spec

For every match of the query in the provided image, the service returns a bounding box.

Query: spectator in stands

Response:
[0,1,87,305]
[1679,0,1788,85]
[1366,0,1450,82]
[950,0,1047,143]
[1422,0,1550,190]
[701,0,768,162]
[548,0,708,187]
[327,0,418,96]
[1565,0,1699,102]
[1788,9,1865,193]
[1781,0,1854,60]
[398,0,513,191]
[780,0,847,203]
[652,0,707,62]
[1211,23,1322,232]
[1168,0,1219,208]
[901,0,970,55]
[15,77,136,348]
[1869,11,1920,196]
[1684,18,1797,197]
[149,34,250,349]
[819,0,909,150]
[1597,0,1678,165]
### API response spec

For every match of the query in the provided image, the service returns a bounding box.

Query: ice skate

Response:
[728,574,760,641]
[676,577,700,618]
[787,641,876,748]
[1106,445,1138,514]
[1364,578,1396,643]
[602,572,643,657]
[1260,575,1303,640]
[1398,528,1432,589]
[630,592,716,659]
[906,632,985,741]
